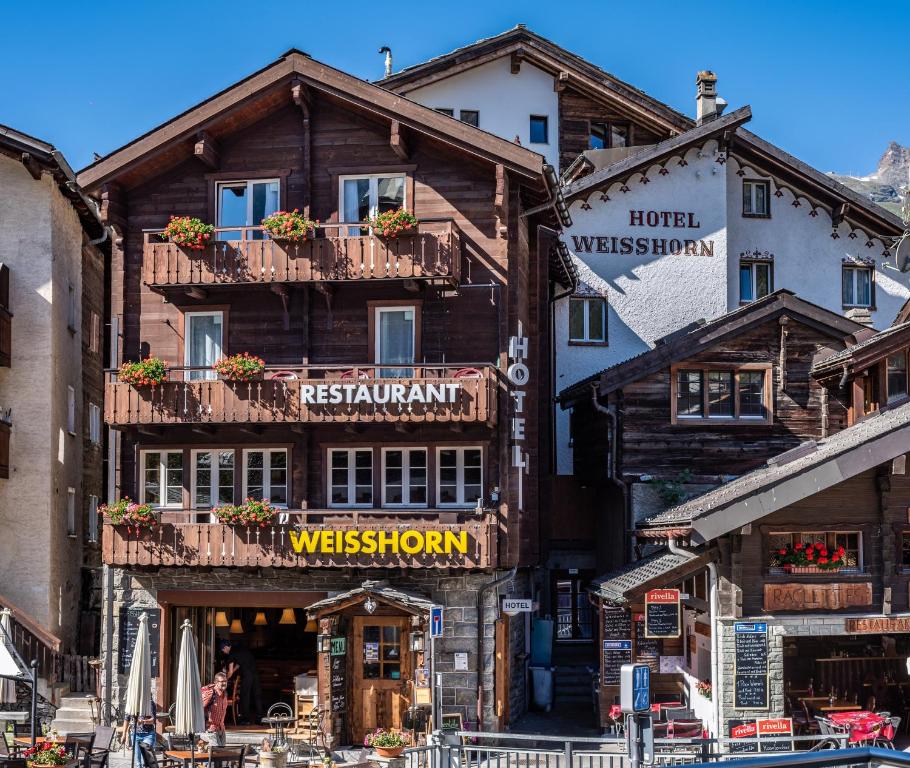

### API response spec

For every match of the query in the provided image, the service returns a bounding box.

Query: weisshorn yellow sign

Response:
[288,529,469,556]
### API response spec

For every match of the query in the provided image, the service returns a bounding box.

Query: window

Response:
[437,447,483,507]
[374,305,415,378]
[216,179,280,240]
[739,261,773,303]
[568,297,606,344]
[382,448,427,507]
[589,121,629,150]
[88,495,98,543]
[184,311,223,381]
[555,577,594,641]
[434,108,454,117]
[66,488,76,536]
[362,623,401,680]
[192,450,235,509]
[243,449,287,507]
[768,531,862,572]
[529,115,548,144]
[901,532,910,570]
[743,180,770,217]
[842,265,873,308]
[67,284,76,331]
[90,311,101,354]
[67,386,76,434]
[887,352,908,404]
[329,449,373,507]
[673,366,771,423]
[88,403,101,445]
[459,110,479,127]
[141,450,184,507]
[339,174,406,236]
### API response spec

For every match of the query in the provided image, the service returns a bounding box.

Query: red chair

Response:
[340,369,371,380]
[453,367,482,378]
[269,370,298,380]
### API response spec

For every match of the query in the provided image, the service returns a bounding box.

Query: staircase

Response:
[48,693,98,735]
[553,664,594,707]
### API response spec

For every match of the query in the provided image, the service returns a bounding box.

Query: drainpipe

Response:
[476,567,516,732]
[590,387,631,560]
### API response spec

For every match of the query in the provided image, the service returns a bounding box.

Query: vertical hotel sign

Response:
[508,321,530,511]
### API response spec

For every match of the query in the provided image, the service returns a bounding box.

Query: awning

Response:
[307,580,434,618]
[590,548,714,605]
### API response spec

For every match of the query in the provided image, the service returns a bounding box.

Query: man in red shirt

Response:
[201,672,229,746]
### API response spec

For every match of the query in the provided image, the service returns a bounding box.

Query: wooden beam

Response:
[100,183,127,227]
[185,287,208,300]
[291,80,312,219]
[193,131,220,169]
[554,71,570,92]
[510,52,522,75]
[20,152,42,181]
[390,120,409,161]
[832,202,850,227]
[495,164,509,238]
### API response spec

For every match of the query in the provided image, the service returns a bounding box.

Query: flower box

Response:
[368,208,418,238]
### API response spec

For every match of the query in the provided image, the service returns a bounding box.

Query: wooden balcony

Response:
[101,514,497,569]
[105,365,498,427]
[142,221,461,288]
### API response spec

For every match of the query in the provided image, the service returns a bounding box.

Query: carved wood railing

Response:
[142,221,461,287]
[104,365,498,427]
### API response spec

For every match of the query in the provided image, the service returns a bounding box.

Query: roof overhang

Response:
[813,323,910,380]
[306,580,433,619]
[591,548,715,605]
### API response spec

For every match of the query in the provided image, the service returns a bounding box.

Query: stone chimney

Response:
[696,71,718,124]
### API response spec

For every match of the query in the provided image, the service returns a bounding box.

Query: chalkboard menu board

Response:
[602,640,632,685]
[634,616,661,672]
[734,622,768,709]
[644,590,680,639]
[757,718,793,752]
[603,606,631,640]
[118,607,160,676]
[728,719,759,753]
[330,654,346,712]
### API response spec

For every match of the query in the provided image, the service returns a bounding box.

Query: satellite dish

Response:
[895,235,910,273]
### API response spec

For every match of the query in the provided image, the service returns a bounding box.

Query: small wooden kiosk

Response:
[307,581,432,747]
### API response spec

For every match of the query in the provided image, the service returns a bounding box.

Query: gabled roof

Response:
[590,548,714,605]
[77,49,554,194]
[559,290,866,406]
[380,26,692,137]
[306,580,433,618]
[812,321,910,379]
[561,108,905,239]
[640,398,910,540]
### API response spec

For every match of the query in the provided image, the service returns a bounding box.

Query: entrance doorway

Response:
[553,570,595,643]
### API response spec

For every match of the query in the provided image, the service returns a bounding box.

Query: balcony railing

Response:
[142,220,461,287]
[101,514,497,569]
[104,364,498,427]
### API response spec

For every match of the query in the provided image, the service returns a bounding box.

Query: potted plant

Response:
[261,209,317,241]
[257,741,288,768]
[368,208,418,238]
[772,541,848,572]
[695,679,712,700]
[118,357,168,387]
[212,505,244,525]
[23,741,71,768]
[213,352,266,382]
[364,728,409,758]
[213,499,277,527]
[161,216,215,250]
[100,498,158,532]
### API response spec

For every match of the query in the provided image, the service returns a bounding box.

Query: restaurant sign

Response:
[288,529,469,555]
[845,617,910,634]
[300,382,461,405]
[763,582,872,612]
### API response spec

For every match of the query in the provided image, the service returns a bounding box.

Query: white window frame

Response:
[374,305,416,374]
[139,450,184,508]
[843,265,873,308]
[241,448,288,508]
[67,385,76,435]
[381,447,428,508]
[568,297,606,343]
[337,173,408,236]
[90,311,101,354]
[88,494,99,543]
[184,310,223,381]
[216,178,280,233]
[89,402,101,445]
[436,446,484,508]
[191,449,236,510]
[739,260,773,303]
[769,530,864,572]
[743,179,770,217]
[328,448,373,508]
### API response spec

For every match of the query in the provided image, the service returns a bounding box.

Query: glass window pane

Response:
[377,176,405,213]
[610,124,629,148]
[740,264,754,302]
[743,182,752,214]
[707,371,734,417]
[589,122,606,150]
[857,269,872,306]
[247,451,264,469]
[218,183,247,239]
[756,263,771,298]
[842,268,854,305]
[529,116,548,144]
[252,181,280,225]
[587,299,605,341]
[755,183,767,215]
[332,451,348,469]
[378,308,414,377]
[356,450,372,468]
[187,314,222,381]
[888,353,908,402]
[459,110,479,127]
[569,299,585,340]
[386,451,402,468]
[676,370,703,417]
[739,370,765,417]
[270,451,287,468]
[344,178,371,235]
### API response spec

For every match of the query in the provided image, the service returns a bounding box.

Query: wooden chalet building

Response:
[76,49,575,742]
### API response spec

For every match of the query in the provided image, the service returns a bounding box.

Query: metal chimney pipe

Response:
[379,46,392,78]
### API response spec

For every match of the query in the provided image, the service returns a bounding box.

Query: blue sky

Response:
[2,0,907,176]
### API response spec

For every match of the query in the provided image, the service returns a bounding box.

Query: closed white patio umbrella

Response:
[0,608,17,704]
[123,612,153,768]
[173,620,205,767]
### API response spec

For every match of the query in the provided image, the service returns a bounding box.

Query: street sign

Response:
[620,663,651,714]
[430,605,444,638]
[502,598,533,615]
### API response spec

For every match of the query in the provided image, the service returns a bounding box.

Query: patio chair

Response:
[212,746,246,768]
[872,717,900,749]
[664,708,695,721]
[668,720,703,739]
[164,734,193,751]
[64,733,96,761]
[92,726,115,752]
[652,722,669,739]
[139,744,181,768]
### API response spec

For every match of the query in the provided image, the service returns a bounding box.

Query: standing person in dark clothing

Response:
[218,638,263,724]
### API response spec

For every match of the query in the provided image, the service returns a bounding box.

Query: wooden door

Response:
[352,616,411,742]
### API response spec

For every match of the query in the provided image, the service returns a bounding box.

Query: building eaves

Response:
[812,322,910,378]
[306,580,433,616]
[641,399,910,537]
[590,548,712,605]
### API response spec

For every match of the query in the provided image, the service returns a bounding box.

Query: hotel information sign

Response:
[734,622,769,709]
[644,589,681,638]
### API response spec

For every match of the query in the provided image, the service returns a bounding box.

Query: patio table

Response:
[828,711,890,743]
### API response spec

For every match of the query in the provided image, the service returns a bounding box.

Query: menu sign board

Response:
[634,615,661,672]
[734,622,769,709]
[728,719,759,753]
[603,606,632,639]
[602,640,633,685]
[118,607,160,676]
[330,654,346,712]
[644,589,681,639]
[757,718,793,752]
